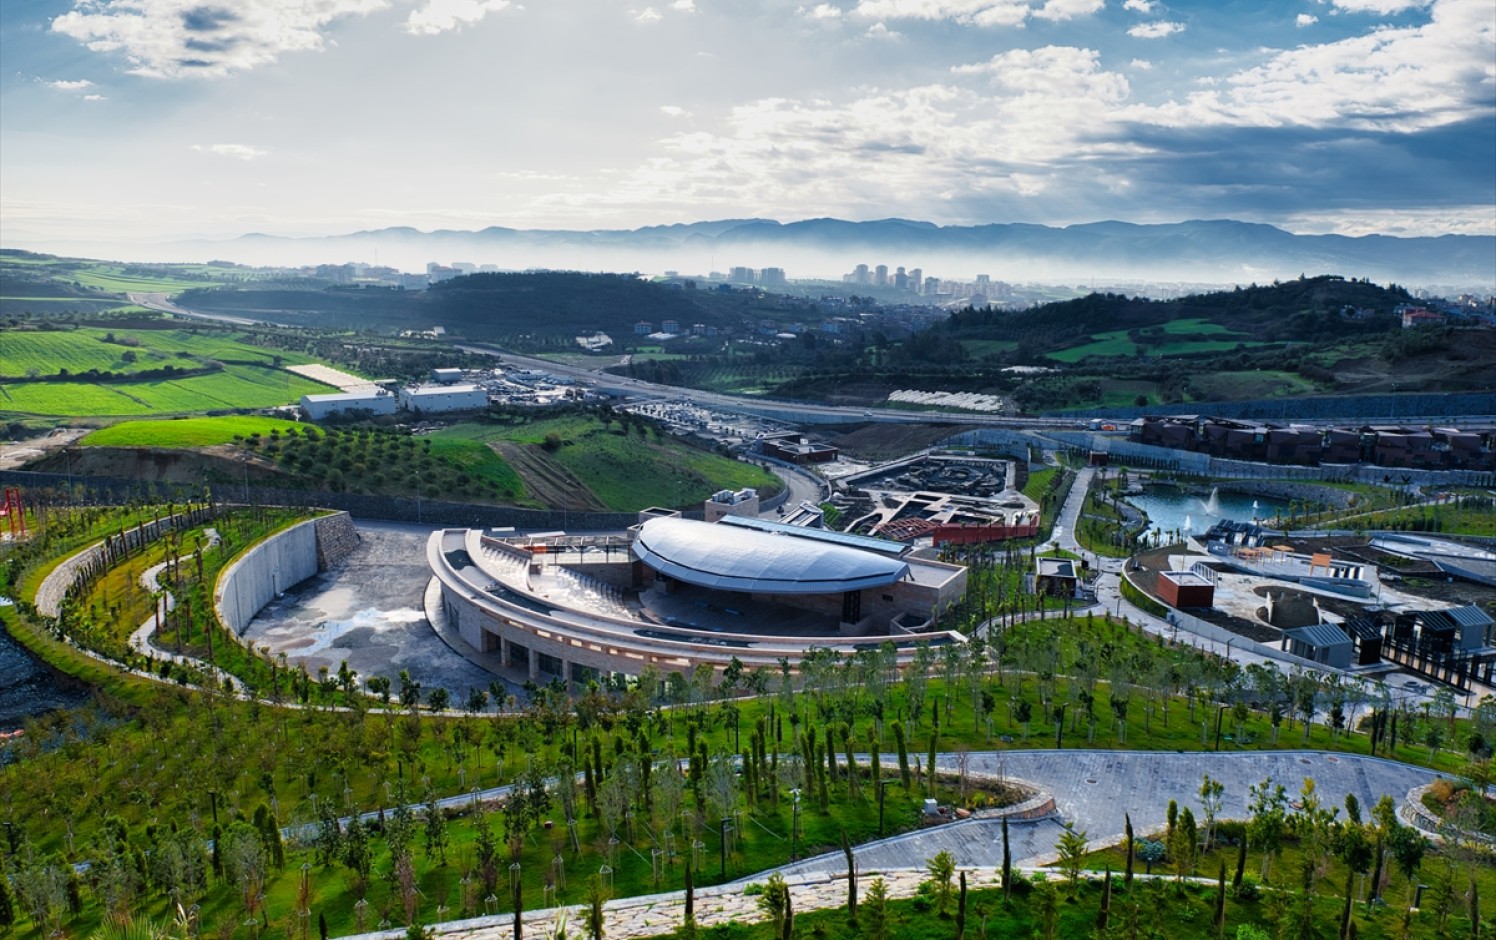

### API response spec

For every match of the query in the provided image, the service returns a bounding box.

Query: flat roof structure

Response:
[633,516,909,594]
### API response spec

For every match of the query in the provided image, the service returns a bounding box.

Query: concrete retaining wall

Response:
[216,520,321,634]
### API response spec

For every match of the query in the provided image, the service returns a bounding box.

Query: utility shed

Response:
[1282,623,1353,669]
[1157,570,1214,608]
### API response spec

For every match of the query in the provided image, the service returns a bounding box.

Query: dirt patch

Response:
[22,445,288,486]
[489,441,608,512]
[820,422,978,461]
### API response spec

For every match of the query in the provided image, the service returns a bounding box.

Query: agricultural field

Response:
[0,325,335,416]
[80,416,308,447]
[0,366,327,417]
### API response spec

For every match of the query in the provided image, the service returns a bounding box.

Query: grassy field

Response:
[1046,319,1272,364]
[0,326,332,416]
[487,415,782,510]
[0,367,326,416]
[81,416,308,447]
[1188,369,1319,400]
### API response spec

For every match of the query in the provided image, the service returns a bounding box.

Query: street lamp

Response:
[790,788,801,861]
[1213,703,1229,752]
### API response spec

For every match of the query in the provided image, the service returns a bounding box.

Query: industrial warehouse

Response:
[426,510,969,684]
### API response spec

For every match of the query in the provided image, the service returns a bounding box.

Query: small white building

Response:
[301,389,398,421]
[431,368,465,384]
[704,487,759,523]
[399,384,489,415]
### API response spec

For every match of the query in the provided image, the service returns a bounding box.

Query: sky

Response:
[1,0,1493,255]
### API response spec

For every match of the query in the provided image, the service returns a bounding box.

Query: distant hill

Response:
[174,271,749,344]
[166,217,1496,286]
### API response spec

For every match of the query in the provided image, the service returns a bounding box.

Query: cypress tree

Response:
[1368,837,1384,905]
[825,726,838,783]
[684,856,696,929]
[956,871,967,940]
[1216,860,1227,939]
[926,736,937,797]
[1124,814,1134,889]
[782,883,793,940]
[892,720,912,790]
[842,829,857,925]
[1097,868,1111,932]
[1338,865,1354,940]
[319,913,328,940]
[1002,815,1012,898]
[513,872,523,940]
[1233,834,1247,891]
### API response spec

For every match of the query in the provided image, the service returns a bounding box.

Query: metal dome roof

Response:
[633,516,909,594]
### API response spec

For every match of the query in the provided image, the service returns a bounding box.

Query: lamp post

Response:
[1214,703,1229,752]
[790,788,801,861]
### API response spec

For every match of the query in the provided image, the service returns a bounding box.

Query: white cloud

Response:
[954,45,1129,101]
[851,0,1049,28]
[1328,0,1433,13]
[801,3,843,18]
[83,94,109,101]
[659,105,688,116]
[1122,0,1154,11]
[864,21,903,38]
[632,6,662,22]
[1129,58,1153,69]
[1127,0,1493,132]
[670,0,696,10]
[1128,20,1185,38]
[1296,13,1318,25]
[52,0,387,79]
[405,0,516,35]
[193,143,268,160]
[1032,0,1103,21]
[46,78,96,91]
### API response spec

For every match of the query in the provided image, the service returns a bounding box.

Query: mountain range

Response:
[181,218,1494,287]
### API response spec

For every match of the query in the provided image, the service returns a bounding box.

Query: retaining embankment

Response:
[215,511,360,634]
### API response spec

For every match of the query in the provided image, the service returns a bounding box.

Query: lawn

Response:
[1188,370,1320,401]
[81,416,309,447]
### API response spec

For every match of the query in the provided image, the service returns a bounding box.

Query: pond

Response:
[1127,485,1287,539]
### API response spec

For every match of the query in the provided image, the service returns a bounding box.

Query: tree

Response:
[1097,868,1112,933]
[865,877,888,940]
[841,829,857,925]
[956,871,967,940]
[1200,774,1225,853]
[1056,827,1090,895]
[892,721,912,791]
[758,873,791,940]
[1002,814,1013,897]
[1247,778,1288,879]
[1386,824,1427,914]
[927,850,956,915]
[1171,808,1198,883]
[585,875,607,940]
[1124,813,1135,889]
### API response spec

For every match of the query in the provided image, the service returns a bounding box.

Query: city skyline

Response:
[1,0,1492,255]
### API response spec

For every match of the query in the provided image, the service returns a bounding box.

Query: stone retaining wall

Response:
[313,512,360,569]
